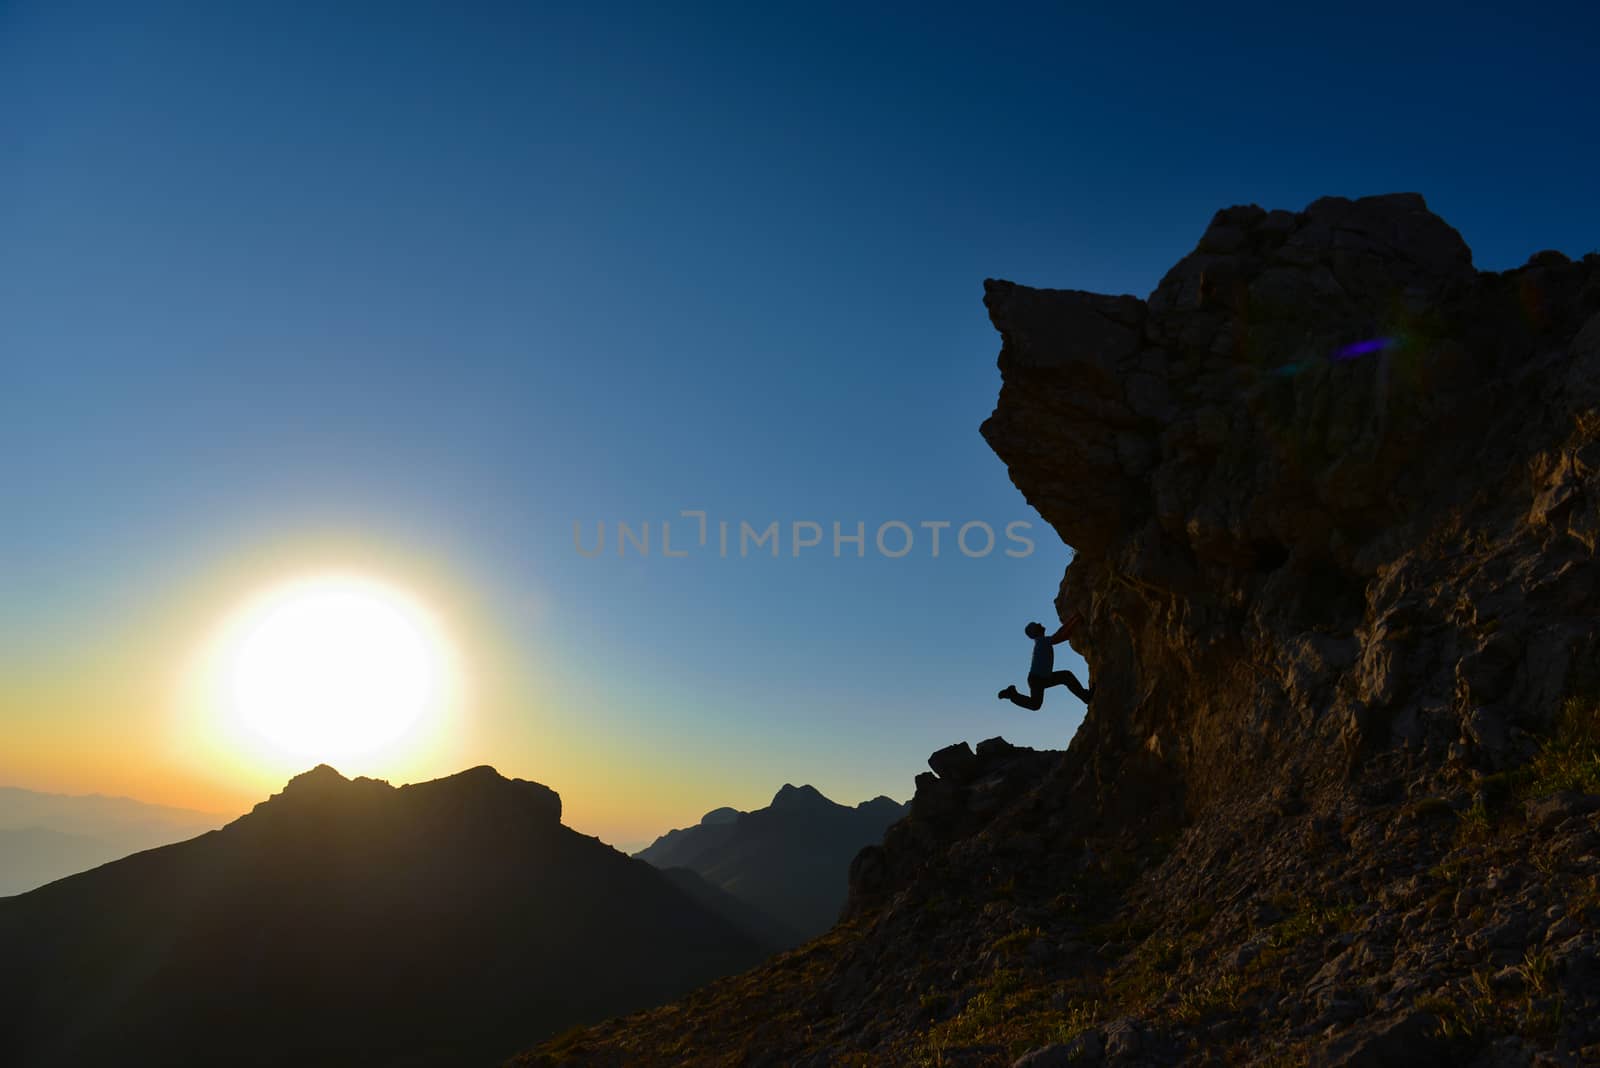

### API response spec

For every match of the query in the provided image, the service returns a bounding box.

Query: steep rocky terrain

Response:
[0,765,770,1067]
[516,194,1600,1066]
[637,784,908,945]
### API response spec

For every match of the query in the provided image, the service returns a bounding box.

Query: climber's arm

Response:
[1049,612,1084,645]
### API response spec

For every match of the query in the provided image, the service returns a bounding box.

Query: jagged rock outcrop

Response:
[980,192,1600,831]
[517,194,1600,1066]
[848,737,1058,917]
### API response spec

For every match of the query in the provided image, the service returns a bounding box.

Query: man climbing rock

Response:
[998,612,1092,710]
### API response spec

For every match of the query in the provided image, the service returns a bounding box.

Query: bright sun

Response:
[206,572,459,766]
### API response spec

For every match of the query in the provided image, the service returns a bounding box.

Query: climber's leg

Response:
[1042,669,1092,703]
[999,683,1044,711]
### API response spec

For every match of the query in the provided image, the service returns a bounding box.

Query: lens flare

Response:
[1332,337,1396,361]
[1269,336,1401,378]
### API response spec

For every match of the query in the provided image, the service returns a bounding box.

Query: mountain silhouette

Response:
[0,764,769,1067]
[635,783,907,944]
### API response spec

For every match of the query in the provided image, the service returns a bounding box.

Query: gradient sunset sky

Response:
[4,2,1597,849]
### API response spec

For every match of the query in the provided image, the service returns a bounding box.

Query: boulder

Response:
[928,742,979,783]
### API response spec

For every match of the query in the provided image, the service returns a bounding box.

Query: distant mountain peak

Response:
[248,764,560,825]
[398,766,562,824]
[636,780,910,946]
[268,764,361,807]
[283,764,348,791]
[248,765,387,821]
[769,783,832,811]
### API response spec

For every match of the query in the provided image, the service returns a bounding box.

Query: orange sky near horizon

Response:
[0,532,871,850]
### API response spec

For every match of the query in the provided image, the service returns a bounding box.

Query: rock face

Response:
[980,192,1600,832]
[515,195,1600,1066]
[0,765,768,1068]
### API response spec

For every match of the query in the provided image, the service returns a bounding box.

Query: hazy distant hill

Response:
[0,764,770,1067]
[635,784,907,943]
[0,786,225,896]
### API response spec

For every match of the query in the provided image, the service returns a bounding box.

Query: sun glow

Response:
[202,573,461,767]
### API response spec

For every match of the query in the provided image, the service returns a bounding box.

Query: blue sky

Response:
[3,1,1597,843]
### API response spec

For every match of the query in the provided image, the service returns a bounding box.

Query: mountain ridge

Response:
[0,764,770,1067]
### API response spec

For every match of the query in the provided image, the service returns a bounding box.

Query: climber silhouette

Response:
[998,613,1092,710]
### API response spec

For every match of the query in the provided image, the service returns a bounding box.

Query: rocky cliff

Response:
[517,194,1600,1066]
[976,192,1600,836]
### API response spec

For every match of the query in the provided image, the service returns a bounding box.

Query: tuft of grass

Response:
[991,926,1044,959]
[1271,898,1358,948]
[1047,1001,1102,1045]
[1522,697,1600,797]
[919,971,1100,1059]
[1519,947,1554,996]
[1522,992,1564,1038]
[1148,935,1188,972]
[1173,972,1242,1024]
[1430,969,1499,1043]
[1454,796,1492,845]
[1419,955,1566,1046]
[1105,931,1201,1007]
[1417,992,1481,1043]
[1414,993,1454,1015]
